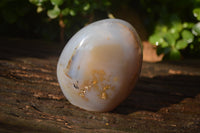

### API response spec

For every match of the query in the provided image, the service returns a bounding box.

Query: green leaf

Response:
[169,29,180,40]
[170,15,182,32]
[83,3,90,11]
[168,48,181,60]
[29,0,41,6]
[183,22,194,29]
[192,22,200,36]
[161,26,168,32]
[175,40,188,50]
[149,33,164,46]
[155,25,167,33]
[172,22,182,32]
[181,30,194,43]
[69,9,76,16]
[37,6,43,13]
[50,0,63,6]
[193,8,200,21]
[164,32,176,46]
[47,5,60,19]
[29,0,47,6]
[61,8,70,16]
[160,41,169,47]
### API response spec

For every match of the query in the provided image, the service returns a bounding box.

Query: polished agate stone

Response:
[57,19,142,112]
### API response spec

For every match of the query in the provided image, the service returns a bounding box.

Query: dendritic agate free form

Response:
[57,19,142,112]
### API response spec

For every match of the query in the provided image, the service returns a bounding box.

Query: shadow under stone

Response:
[113,75,200,114]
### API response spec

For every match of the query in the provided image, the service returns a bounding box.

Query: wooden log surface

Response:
[0,38,200,133]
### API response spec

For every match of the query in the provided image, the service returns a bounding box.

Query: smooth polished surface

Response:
[57,19,142,112]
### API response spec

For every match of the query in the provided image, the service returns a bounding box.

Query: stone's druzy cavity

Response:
[57,19,142,112]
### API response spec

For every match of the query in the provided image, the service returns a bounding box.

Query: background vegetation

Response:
[0,0,200,60]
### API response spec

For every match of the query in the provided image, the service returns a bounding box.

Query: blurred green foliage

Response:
[0,0,60,40]
[141,0,200,60]
[0,0,111,41]
[29,0,111,43]
[29,0,111,42]
[0,0,200,59]
[29,0,111,19]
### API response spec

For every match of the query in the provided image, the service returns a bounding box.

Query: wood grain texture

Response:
[0,38,200,133]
